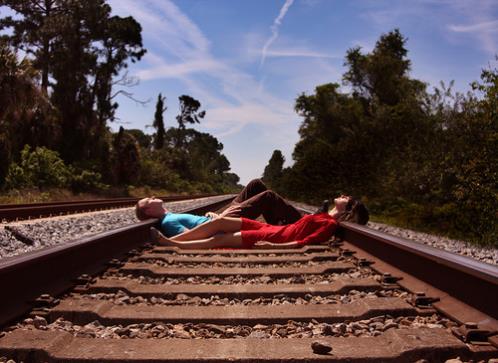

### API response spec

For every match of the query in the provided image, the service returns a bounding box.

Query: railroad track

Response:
[0,198,497,362]
[0,194,216,222]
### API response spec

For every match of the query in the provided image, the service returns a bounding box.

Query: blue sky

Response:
[6,1,497,184]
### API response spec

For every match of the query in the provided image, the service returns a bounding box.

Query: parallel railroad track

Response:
[0,194,216,222]
[0,198,497,362]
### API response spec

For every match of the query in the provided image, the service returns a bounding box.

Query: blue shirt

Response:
[160,212,210,237]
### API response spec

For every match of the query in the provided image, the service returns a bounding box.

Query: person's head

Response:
[330,195,369,225]
[135,197,166,220]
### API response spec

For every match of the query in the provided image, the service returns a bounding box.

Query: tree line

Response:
[0,0,240,195]
[262,29,497,245]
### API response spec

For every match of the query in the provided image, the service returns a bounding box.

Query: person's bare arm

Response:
[253,241,301,249]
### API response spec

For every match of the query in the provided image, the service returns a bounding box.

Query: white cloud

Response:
[243,31,340,62]
[448,18,498,54]
[108,0,298,134]
[359,0,498,55]
[449,19,498,33]
[260,0,295,66]
[263,48,340,59]
[206,103,290,131]
[136,59,221,80]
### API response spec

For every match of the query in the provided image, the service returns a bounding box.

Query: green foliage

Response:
[0,2,240,198]
[0,0,61,92]
[111,127,141,185]
[70,169,108,193]
[176,95,206,129]
[5,145,70,189]
[262,150,285,190]
[0,41,59,184]
[1,0,146,164]
[271,29,497,246]
[152,93,166,149]
[126,129,151,149]
[343,28,412,105]
[139,149,183,191]
[136,121,239,193]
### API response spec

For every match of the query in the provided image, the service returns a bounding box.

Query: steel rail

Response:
[296,206,498,333]
[339,222,498,319]
[0,195,234,327]
[0,197,143,209]
[0,194,216,221]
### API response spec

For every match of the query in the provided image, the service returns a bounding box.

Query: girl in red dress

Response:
[150,195,368,249]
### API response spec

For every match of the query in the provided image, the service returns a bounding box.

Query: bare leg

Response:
[170,217,242,242]
[156,230,244,249]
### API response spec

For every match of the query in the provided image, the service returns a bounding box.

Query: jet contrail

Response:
[260,0,295,66]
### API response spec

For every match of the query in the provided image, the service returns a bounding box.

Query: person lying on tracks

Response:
[135,179,306,238]
[149,195,369,249]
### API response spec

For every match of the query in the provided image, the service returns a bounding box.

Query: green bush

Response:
[5,145,70,189]
[70,169,108,193]
[140,158,184,191]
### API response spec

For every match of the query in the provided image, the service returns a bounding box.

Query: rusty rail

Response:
[0,194,217,222]
[293,205,498,334]
[340,222,498,326]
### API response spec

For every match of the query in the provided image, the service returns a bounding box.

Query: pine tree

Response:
[0,41,57,185]
[176,95,206,129]
[1,0,146,164]
[174,95,205,148]
[0,0,62,93]
[152,93,166,149]
[262,150,285,189]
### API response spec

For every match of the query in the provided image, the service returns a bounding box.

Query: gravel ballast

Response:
[15,313,455,339]
[368,221,498,266]
[73,288,407,306]
[103,269,377,285]
[146,259,336,269]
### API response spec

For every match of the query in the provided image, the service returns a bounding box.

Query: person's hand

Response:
[220,204,242,217]
[253,241,273,249]
[254,241,300,249]
[205,211,219,219]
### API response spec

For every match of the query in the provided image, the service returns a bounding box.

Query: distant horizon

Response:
[4,0,497,185]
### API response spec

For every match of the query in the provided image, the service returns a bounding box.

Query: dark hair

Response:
[338,197,369,225]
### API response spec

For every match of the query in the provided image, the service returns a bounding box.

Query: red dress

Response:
[240,213,337,248]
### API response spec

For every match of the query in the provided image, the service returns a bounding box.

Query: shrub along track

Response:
[0,199,497,362]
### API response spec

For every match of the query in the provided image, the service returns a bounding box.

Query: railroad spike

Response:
[74,274,93,284]
[31,294,58,308]
[381,272,402,285]
[451,323,497,345]
[356,258,373,267]
[409,292,440,308]
[340,249,356,257]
